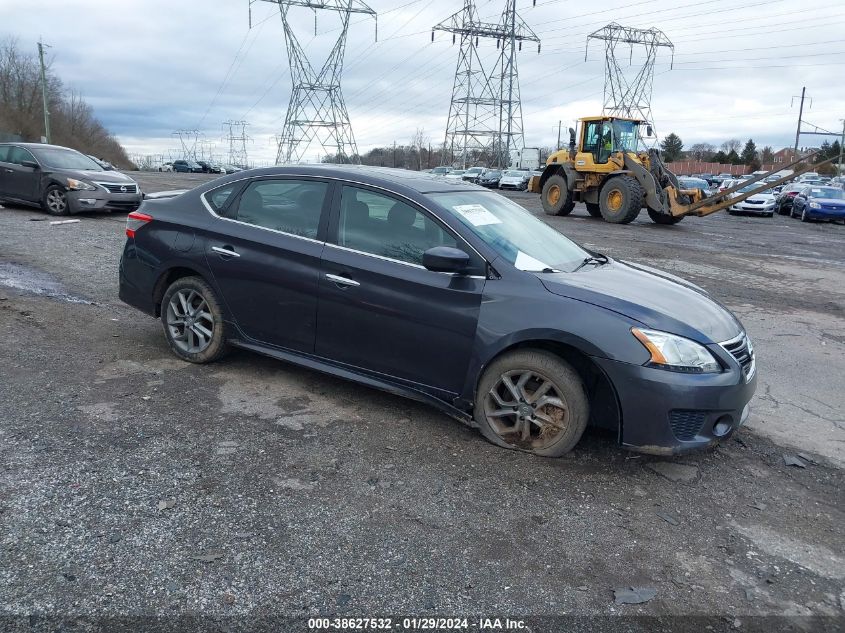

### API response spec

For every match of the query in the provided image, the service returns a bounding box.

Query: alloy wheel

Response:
[166,289,214,354]
[483,369,570,450]
[46,189,67,214]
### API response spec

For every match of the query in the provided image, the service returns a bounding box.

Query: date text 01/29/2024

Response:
[307,617,527,630]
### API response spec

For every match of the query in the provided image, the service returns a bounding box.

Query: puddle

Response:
[0,262,93,304]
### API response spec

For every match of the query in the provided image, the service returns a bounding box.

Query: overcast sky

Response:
[4,0,844,165]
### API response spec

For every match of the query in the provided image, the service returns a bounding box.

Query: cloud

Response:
[3,0,842,163]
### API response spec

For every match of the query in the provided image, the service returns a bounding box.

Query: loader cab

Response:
[579,117,643,166]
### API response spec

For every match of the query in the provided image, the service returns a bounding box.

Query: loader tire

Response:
[542,174,575,216]
[585,202,602,218]
[599,176,643,224]
[647,208,684,225]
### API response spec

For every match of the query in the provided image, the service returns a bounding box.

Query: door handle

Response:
[325,273,359,287]
[211,246,240,258]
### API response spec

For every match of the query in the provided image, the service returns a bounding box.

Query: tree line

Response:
[0,38,132,168]
[659,132,841,174]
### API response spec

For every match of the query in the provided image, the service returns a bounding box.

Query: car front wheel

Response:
[161,276,229,363]
[43,185,70,216]
[474,350,589,457]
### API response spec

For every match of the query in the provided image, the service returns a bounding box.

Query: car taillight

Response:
[126,211,152,238]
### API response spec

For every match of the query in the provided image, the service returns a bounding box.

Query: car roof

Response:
[0,142,80,151]
[208,164,481,194]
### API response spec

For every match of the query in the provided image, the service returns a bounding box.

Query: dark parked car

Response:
[172,160,203,173]
[119,165,756,457]
[790,186,845,222]
[0,142,141,215]
[774,183,805,215]
[477,169,502,188]
[196,160,223,174]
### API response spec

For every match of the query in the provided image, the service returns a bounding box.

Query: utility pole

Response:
[586,23,673,144]
[252,0,376,165]
[792,87,809,158]
[433,0,540,169]
[839,119,845,177]
[556,121,561,151]
[392,141,396,168]
[37,40,51,143]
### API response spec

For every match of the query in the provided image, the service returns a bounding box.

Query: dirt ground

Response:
[0,172,843,632]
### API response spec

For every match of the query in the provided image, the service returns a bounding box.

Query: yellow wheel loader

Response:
[528,116,836,225]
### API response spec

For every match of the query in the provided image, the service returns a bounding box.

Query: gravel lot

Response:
[1,172,843,631]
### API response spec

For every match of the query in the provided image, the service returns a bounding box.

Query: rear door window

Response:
[233,179,328,240]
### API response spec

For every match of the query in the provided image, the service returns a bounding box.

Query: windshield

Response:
[680,178,707,188]
[504,171,524,177]
[429,192,589,273]
[449,170,465,176]
[432,167,450,174]
[809,187,845,199]
[484,171,501,177]
[31,147,103,171]
[611,120,639,152]
[739,183,771,194]
[466,167,482,174]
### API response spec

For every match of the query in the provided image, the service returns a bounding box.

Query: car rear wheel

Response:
[161,276,229,363]
[43,185,70,216]
[474,350,589,457]
[541,174,575,216]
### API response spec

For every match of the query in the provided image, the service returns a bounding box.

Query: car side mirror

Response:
[21,160,39,169]
[422,246,470,274]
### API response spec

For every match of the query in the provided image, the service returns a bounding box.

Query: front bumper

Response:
[592,353,757,455]
[730,203,774,215]
[67,190,142,214]
[805,206,845,220]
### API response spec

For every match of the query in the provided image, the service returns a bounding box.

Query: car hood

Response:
[538,260,742,344]
[48,168,136,184]
[745,194,775,202]
[812,197,845,206]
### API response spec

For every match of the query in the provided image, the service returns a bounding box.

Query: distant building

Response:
[772,148,817,164]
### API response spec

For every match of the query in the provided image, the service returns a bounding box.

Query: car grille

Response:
[721,333,755,381]
[96,182,138,194]
[745,200,764,204]
[103,200,140,212]
[669,410,706,441]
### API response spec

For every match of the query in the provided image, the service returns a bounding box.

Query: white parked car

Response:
[159,162,173,172]
[444,169,466,183]
[728,183,776,217]
[498,170,530,190]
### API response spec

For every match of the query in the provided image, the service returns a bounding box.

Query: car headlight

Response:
[809,202,821,209]
[632,327,721,373]
[66,178,97,191]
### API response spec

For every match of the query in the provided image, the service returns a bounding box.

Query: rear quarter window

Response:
[203,184,238,214]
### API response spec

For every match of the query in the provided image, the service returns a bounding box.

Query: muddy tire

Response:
[474,350,589,457]
[647,208,684,225]
[599,176,642,224]
[541,174,575,216]
[161,276,230,364]
[43,185,70,216]
[585,202,602,217]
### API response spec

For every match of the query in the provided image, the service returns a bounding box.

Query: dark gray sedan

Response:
[0,143,141,215]
[119,165,756,457]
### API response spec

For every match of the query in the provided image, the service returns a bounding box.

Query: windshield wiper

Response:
[572,253,609,272]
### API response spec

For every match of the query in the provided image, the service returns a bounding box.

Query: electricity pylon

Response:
[586,23,674,140]
[251,0,376,165]
[223,120,251,168]
[434,0,540,169]
[172,129,201,160]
